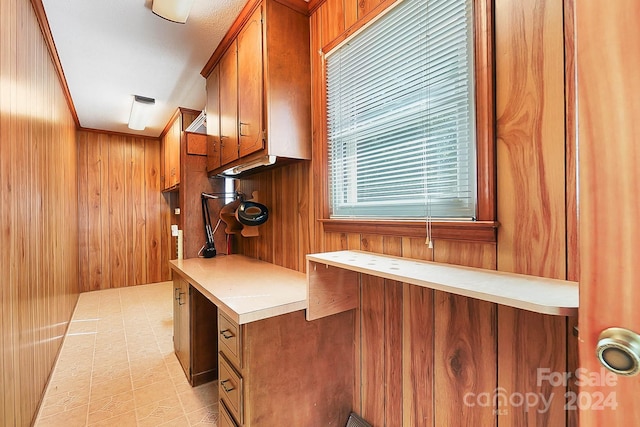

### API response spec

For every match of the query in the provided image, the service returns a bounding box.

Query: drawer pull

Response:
[174,287,180,300]
[221,379,235,392]
[220,329,234,339]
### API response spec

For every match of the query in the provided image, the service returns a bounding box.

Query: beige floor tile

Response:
[91,360,131,385]
[177,381,218,414]
[38,389,91,418]
[90,374,133,402]
[133,378,178,408]
[136,397,184,427]
[131,361,170,389]
[87,390,136,425]
[45,375,91,397]
[87,409,138,427]
[158,415,189,427]
[186,403,219,426]
[35,404,88,427]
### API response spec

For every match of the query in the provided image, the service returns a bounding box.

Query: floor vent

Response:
[346,412,372,427]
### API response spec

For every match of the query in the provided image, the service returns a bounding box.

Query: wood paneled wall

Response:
[77,130,170,291]
[234,0,578,425]
[1,0,80,425]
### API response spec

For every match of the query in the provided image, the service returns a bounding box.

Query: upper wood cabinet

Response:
[204,0,311,175]
[206,66,222,172]
[237,7,264,158]
[163,118,182,190]
[219,42,240,167]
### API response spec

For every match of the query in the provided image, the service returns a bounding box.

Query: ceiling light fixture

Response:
[128,95,155,131]
[152,0,196,24]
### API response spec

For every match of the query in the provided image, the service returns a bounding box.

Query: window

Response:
[326,0,477,220]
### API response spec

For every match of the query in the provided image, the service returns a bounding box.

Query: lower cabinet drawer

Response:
[219,353,243,425]
[219,400,239,427]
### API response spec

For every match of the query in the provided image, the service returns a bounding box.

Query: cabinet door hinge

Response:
[262,130,267,144]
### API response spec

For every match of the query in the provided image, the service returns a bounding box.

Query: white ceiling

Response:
[42,0,245,137]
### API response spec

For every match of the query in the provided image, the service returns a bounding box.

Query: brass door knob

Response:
[596,327,640,377]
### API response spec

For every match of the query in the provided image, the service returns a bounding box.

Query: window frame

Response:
[317,0,496,242]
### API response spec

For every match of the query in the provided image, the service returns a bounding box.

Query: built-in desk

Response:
[169,255,354,427]
[306,250,578,320]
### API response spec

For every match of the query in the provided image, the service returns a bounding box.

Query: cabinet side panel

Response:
[245,310,355,426]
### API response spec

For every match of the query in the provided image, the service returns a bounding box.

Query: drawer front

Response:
[219,400,239,427]
[219,312,241,367]
[219,353,243,425]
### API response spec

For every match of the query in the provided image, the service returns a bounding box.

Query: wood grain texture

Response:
[402,284,434,427]
[77,130,170,291]
[434,293,496,426]
[495,0,569,425]
[576,1,640,424]
[360,274,386,424]
[563,2,579,426]
[243,309,356,426]
[307,262,359,320]
[434,241,496,426]
[495,0,566,279]
[1,0,79,424]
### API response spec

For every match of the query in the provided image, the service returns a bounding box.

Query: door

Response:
[237,6,264,158]
[577,1,640,424]
[220,41,239,165]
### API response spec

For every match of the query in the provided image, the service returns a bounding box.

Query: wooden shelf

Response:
[306,250,578,320]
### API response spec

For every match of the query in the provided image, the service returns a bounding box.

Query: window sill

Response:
[319,219,499,243]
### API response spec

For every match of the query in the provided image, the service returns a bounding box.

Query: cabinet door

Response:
[237,6,264,158]
[163,118,181,189]
[173,277,190,375]
[171,119,181,187]
[220,42,239,165]
[206,65,221,172]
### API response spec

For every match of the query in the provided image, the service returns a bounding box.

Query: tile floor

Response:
[34,282,218,427]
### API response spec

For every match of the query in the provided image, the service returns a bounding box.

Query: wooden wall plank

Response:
[99,133,111,289]
[145,140,163,283]
[433,241,497,426]
[109,136,127,287]
[360,274,385,424]
[402,284,434,427]
[495,0,568,425]
[384,280,403,426]
[86,132,103,291]
[131,138,147,285]
[77,132,90,294]
[495,0,566,279]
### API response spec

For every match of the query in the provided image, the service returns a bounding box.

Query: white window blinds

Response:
[326,0,476,219]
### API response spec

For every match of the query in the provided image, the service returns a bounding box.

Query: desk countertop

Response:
[170,255,307,324]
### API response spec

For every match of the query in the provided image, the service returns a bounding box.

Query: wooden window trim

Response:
[316,0,496,243]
